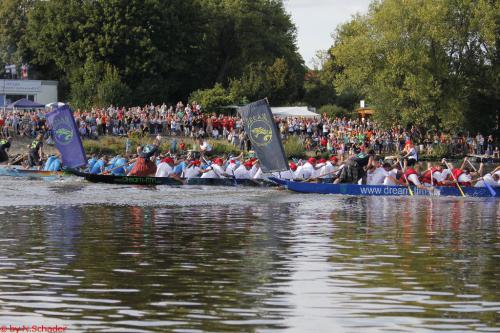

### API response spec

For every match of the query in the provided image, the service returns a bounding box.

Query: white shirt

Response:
[155,163,174,177]
[273,170,295,180]
[253,167,264,179]
[367,167,388,185]
[250,165,259,178]
[407,173,421,186]
[318,162,336,178]
[458,173,472,183]
[233,166,252,179]
[294,166,306,179]
[301,162,315,179]
[183,166,201,178]
[475,174,498,187]
[201,164,225,178]
[433,169,451,183]
[225,162,238,175]
[383,169,399,185]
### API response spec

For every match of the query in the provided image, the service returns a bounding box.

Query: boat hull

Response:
[0,166,67,178]
[269,177,500,197]
[70,170,276,187]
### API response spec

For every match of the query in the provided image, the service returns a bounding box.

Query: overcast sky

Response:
[284,0,372,67]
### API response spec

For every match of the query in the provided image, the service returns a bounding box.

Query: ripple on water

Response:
[0,179,499,332]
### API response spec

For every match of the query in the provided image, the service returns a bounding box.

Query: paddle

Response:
[467,159,496,197]
[399,161,414,196]
[309,167,342,182]
[443,159,465,197]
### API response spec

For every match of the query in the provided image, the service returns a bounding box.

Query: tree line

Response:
[0,0,498,135]
[0,0,306,109]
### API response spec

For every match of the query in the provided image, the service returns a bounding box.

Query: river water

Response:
[0,176,499,332]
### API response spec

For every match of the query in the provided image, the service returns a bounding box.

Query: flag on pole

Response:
[238,99,288,172]
[46,105,87,168]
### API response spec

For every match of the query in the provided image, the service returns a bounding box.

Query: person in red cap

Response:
[183,159,202,178]
[233,160,254,179]
[155,156,176,177]
[200,157,227,178]
[297,157,318,179]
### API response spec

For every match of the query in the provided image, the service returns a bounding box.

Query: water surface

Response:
[0,177,499,332]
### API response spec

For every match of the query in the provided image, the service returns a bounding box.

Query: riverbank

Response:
[6,135,491,162]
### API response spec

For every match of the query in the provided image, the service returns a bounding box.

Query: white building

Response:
[0,79,58,106]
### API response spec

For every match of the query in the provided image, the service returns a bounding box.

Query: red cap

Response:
[244,161,253,168]
[230,159,236,164]
[213,158,223,165]
[330,156,338,162]
[161,157,174,164]
[307,157,316,165]
[318,158,327,164]
[289,162,297,171]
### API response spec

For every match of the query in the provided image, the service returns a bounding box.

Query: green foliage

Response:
[189,84,233,114]
[212,141,241,156]
[284,135,305,159]
[15,0,304,106]
[0,0,35,65]
[69,59,103,110]
[96,65,131,108]
[325,0,499,133]
[423,144,451,160]
[318,104,351,118]
[303,71,336,107]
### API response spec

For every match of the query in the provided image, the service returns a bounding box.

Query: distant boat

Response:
[270,177,499,198]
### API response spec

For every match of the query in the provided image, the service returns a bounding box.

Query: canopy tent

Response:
[270,106,319,118]
[6,98,46,109]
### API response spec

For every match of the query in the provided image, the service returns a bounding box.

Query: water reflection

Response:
[0,196,498,332]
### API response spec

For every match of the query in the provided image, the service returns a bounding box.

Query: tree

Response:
[325,0,499,133]
[0,0,36,70]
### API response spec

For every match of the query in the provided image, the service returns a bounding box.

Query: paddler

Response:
[233,160,254,179]
[27,133,45,169]
[155,156,183,182]
[128,136,161,176]
[183,159,202,179]
[0,136,13,163]
[200,157,227,178]
[389,159,428,190]
[335,149,376,184]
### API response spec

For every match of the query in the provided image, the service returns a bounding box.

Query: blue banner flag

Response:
[238,99,288,172]
[46,105,87,168]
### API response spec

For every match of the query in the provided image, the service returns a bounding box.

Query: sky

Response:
[284,0,372,67]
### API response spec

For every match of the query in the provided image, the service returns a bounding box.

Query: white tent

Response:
[271,106,319,118]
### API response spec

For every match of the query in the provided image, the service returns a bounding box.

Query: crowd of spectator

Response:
[0,102,498,158]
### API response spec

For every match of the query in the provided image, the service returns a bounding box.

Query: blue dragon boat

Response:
[269,177,500,198]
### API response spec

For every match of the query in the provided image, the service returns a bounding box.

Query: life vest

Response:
[0,139,7,146]
[403,168,418,185]
[450,168,471,187]
[451,168,464,181]
[420,167,442,185]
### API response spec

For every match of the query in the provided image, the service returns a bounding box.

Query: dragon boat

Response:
[0,166,68,178]
[269,177,500,198]
[68,169,277,187]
